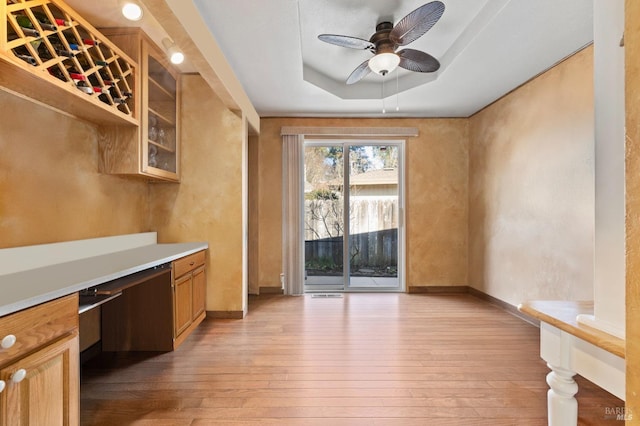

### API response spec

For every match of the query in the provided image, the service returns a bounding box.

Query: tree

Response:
[372,146,398,169]
[349,145,371,174]
[304,146,343,187]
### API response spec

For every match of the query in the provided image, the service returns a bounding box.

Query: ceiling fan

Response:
[318,1,445,85]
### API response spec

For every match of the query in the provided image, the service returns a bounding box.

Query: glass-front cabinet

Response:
[144,47,178,179]
[99,28,180,182]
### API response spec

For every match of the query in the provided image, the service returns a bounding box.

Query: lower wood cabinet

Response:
[0,294,79,426]
[101,250,207,351]
[174,273,194,337]
[172,251,207,348]
[192,266,206,321]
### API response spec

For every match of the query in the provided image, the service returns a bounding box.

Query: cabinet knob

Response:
[11,369,26,384]
[190,261,195,266]
[1,334,16,349]
[0,380,5,393]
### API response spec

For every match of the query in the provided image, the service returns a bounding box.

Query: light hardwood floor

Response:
[81,293,623,425]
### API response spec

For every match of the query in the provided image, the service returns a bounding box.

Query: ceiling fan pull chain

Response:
[382,75,386,114]
[396,71,400,112]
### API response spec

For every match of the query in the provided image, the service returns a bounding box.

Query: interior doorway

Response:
[303,140,405,292]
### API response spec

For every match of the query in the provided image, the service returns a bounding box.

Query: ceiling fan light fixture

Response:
[368,52,400,76]
[121,0,143,21]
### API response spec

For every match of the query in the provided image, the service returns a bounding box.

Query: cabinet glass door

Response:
[146,54,177,176]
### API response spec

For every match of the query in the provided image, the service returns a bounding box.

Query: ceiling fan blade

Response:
[397,49,440,73]
[318,34,375,51]
[346,59,372,85]
[390,1,445,46]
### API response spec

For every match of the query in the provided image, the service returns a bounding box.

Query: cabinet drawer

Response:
[173,251,206,278]
[0,294,78,365]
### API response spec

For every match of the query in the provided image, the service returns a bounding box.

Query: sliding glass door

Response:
[303,141,404,292]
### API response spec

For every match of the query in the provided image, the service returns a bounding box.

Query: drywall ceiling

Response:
[65,0,594,118]
[193,0,593,118]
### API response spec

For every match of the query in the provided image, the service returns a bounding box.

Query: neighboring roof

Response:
[349,168,398,186]
[307,168,398,192]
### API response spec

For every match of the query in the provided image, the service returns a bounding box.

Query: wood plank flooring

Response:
[81,293,623,425]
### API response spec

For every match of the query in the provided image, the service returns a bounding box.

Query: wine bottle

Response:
[14,15,40,37]
[14,51,37,66]
[54,18,71,26]
[88,74,110,89]
[47,66,67,82]
[56,48,74,58]
[75,53,92,70]
[98,69,115,82]
[76,80,93,94]
[112,97,128,104]
[37,42,54,60]
[68,43,86,52]
[49,37,75,58]
[15,15,34,29]
[81,55,103,68]
[32,13,57,31]
[21,27,40,37]
[63,64,86,81]
[83,38,100,46]
[69,72,86,81]
[92,86,114,93]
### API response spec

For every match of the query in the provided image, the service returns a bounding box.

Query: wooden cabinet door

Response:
[191,266,206,321]
[173,274,193,338]
[0,334,79,426]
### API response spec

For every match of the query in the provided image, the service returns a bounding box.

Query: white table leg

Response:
[546,363,578,426]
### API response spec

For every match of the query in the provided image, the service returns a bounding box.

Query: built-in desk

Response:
[0,233,208,424]
[519,301,626,425]
[78,264,171,314]
[0,235,207,317]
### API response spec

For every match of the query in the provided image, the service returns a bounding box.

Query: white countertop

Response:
[0,242,208,317]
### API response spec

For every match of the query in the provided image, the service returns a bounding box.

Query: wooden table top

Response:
[518,300,625,359]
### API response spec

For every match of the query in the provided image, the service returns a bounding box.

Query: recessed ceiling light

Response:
[121,1,143,21]
[162,38,185,65]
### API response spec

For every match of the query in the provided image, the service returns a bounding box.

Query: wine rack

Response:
[0,0,137,125]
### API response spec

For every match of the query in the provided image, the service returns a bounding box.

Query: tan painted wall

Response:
[468,46,595,306]
[625,0,640,412]
[148,74,245,314]
[0,91,149,248]
[256,117,469,291]
[0,75,247,315]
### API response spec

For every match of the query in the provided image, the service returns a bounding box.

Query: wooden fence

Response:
[304,198,398,274]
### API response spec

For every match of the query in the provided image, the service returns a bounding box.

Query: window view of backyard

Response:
[304,143,400,290]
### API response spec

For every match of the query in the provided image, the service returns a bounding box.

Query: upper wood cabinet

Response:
[98,28,180,182]
[0,0,138,126]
